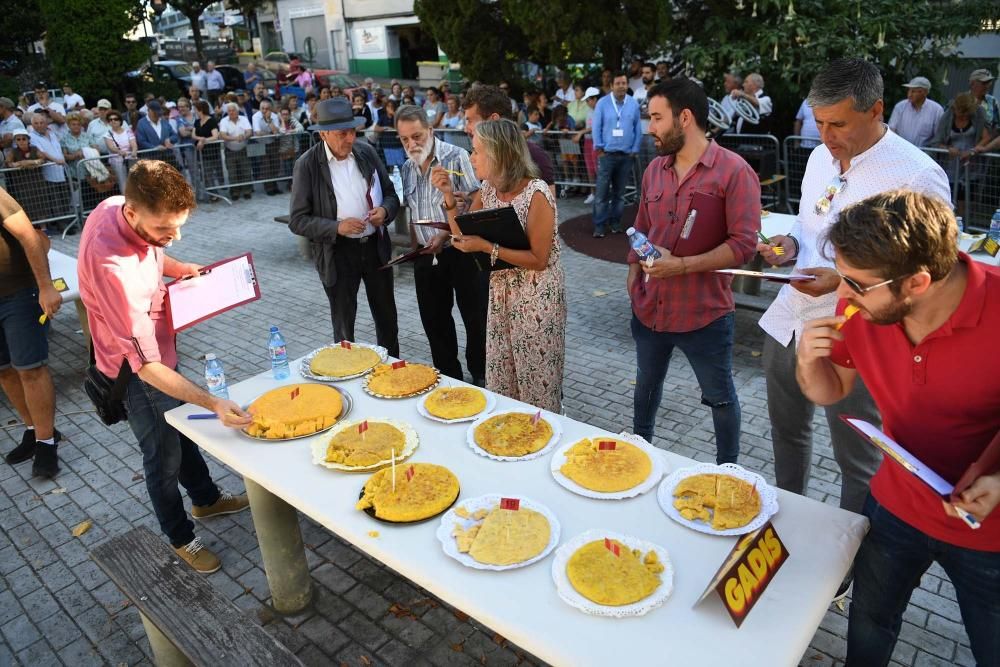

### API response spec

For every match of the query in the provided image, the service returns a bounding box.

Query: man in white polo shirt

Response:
[756,60,951,590]
[888,76,944,147]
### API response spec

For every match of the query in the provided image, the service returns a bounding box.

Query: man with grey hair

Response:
[0,97,26,154]
[205,61,225,107]
[887,76,943,147]
[395,105,484,385]
[720,72,742,127]
[190,61,207,96]
[757,59,951,598]
[730,72,771,133]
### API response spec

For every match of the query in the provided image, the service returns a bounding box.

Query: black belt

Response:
[337,234,375,245]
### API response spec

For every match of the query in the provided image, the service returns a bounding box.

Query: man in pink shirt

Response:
[77,160,252,573]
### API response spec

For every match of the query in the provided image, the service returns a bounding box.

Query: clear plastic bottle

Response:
[989,209,1000,243]
[204,354,229,399]
[268,326,290,380]
[626,227,662,260]
[955,216,964,235]
[390,165,404,200]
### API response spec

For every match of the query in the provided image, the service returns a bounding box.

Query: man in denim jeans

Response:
[0,186,63,478]
[78,160,252,574]
[627,80,760,464]
[798,191,1000,666]
[591,72,642,238]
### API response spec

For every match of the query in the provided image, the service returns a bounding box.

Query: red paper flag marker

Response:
[358,420,369,434]
[290,387,300,400]
[392,360,407,370]
[604,538,621,557]
[405,465,415,481]
[598,440,617,451]
[531,410,541,426]
[340,340,352,349]
[500,498,520,511]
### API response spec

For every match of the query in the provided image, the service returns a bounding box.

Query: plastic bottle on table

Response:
[989,209,1000,243]
[268,326,290,380]
[204,354,229,399]
[955,216,964,235]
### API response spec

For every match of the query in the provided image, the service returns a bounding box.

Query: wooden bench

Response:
[91,526,303,667]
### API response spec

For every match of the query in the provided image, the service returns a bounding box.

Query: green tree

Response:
[0,0,44,62]
[668,0,1000,135]
[38,0,149,103]
[168,0,215,62]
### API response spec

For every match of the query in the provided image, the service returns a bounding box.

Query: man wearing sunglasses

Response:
[756,59,951,587]
[797,190,1000,666]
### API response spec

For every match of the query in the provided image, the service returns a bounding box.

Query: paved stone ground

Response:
[0,188,969,667]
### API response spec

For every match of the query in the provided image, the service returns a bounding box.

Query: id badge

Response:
[612,128,624,137]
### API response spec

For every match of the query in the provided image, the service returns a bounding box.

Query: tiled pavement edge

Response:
[0,190,969,667]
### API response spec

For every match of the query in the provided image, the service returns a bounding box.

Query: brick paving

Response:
[0,188,967,666]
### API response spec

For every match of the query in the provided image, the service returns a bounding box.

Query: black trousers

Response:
[413,246,487,382]
[324,237,399,357]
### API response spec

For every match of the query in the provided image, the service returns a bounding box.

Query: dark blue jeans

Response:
[847,495,1000,667]
[592,152,633,232]
[124,373,220,547]
[631,312,741,463]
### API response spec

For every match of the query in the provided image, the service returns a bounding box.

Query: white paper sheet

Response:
[167,253,259,331]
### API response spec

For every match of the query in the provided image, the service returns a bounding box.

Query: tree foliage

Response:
[168,0,215,62]
[668,0,1000,133]
[0,0,44,62]
[415,0,668,80]
[38,0,149,103]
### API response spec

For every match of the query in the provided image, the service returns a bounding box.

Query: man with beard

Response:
[631,62,656,105]
[626,78,759,464]
[78,160,252,573]
[797,190,1000,665]
[396,105,484,385]
[756,61,950,589]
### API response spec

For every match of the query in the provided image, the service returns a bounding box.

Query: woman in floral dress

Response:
[431,119,567,412]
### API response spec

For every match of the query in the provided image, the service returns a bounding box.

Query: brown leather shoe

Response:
[191,490,250,520]
[173,537,221,573]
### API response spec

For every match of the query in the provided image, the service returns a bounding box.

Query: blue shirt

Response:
[592,93,642,153]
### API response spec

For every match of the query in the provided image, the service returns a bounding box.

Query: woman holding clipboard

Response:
[430,119,567,412]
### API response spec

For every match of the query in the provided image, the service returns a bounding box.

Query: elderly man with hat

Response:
[887,76,944,147]
[87,99,114,153]
[288,98,400,356]
[967,69,1000,156]
[0,97,26,155]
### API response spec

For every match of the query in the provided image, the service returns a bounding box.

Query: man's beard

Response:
[862,296,912,325]
[653,124,685,156]
[406,138,433,165]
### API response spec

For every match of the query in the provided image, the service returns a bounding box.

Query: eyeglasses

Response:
[815,175,846,216]
[108,117,121,122]
[835,268,897,295]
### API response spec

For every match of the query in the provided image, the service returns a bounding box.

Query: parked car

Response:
[215,64,277,93]
[125,60,192,97]
[260,51,301,77]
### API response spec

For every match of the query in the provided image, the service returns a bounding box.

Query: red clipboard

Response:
[165,252,261,331]
[672,191,728,257]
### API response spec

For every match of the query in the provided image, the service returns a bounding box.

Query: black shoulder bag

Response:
[83,344,132,426]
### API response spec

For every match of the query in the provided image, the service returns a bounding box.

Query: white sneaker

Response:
[584,193,595,204]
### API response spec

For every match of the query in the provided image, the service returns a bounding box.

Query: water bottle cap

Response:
[205,353,216,361]
[270,326,279,333]
[626,227,636,235]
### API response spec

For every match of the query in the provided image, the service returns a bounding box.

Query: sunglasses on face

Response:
[835,268,897,295]
[109,117,121,122]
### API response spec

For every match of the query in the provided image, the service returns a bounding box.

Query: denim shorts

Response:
[0,287,49,370]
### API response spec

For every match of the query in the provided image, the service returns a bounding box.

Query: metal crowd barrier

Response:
[0,162,76,231]
[963,150,1000,232]
[201,131,310,204]
[781,135,819,213]
[716,132,783,210]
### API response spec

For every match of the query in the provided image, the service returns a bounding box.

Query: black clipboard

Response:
[454,206,529,271]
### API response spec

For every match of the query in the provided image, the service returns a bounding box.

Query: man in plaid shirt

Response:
[627,79,760,463]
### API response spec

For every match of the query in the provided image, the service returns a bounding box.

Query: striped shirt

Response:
[400,137,479,246]
[627,141,761,333]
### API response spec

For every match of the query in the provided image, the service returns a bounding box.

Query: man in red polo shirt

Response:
[627,78,760,463]
[797,190,1000,665]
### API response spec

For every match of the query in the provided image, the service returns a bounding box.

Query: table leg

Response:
[244,479,312,614]
[139,611,193,667]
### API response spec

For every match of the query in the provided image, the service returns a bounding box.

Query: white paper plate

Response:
[551,530,674,618]
[550,432,666,500]
[657,462,779,536]
[417,386,497,424]
[298,342,388,382]
[310,418,419,472]
[436,494,561,571]
[465,410,562,462]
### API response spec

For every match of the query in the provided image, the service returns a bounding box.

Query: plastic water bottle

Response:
[626,227,662,260]
[955,216,964,234]
[390,165,403,200]
[989,209,1000,244]
[204,354,229,399]
[268,326,290,380]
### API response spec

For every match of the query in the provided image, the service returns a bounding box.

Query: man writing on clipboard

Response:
[78,160,252,574]
[627,79,760,464]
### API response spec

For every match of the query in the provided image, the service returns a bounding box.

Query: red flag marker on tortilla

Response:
[392,360,406,370]
[598,440,617,451]
[531,410,541,426]
[290,387,300,400]
[340,340,352,349]
[500,497,520,511]
[604,537,620,557]
[406,465,415,481]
